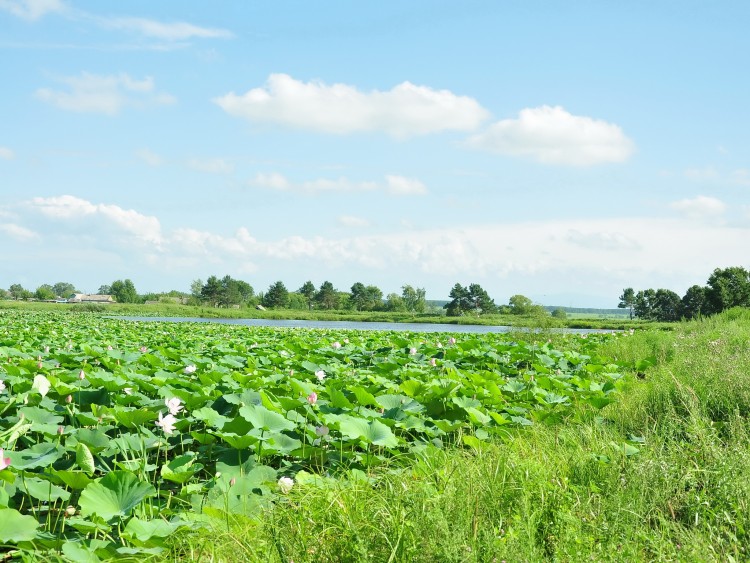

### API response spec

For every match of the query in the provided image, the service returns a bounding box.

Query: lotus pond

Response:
[0,311,627,560]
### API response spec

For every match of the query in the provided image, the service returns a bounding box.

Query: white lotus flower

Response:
[32,374,51,397]
[278,476,294,494]
[184,365,197,374]
[165,397,183,416]
[315,370,326,381]
[155,412,177,435]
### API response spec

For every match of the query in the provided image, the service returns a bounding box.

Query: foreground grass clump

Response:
[180,311,750,562]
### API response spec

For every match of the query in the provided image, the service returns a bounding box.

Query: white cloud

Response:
[5,195,750,303]
[214,73,489,138]
[35,72,176,115]
[338,215,371,228]
[467,105,634,166]
[385,175,427,196]
[249,173,426,196]
[0,146,15,159]
[100,17,232,40]
[135,148,163,167]
[0,223,39,241]
[684,167,720,181]
[187,157,234,175]
[669,195,727,220]
[730,169,750,187]
[0,0,64,20]
[27,195,162,245]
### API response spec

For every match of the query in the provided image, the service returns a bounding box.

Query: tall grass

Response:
[171,310,750,561]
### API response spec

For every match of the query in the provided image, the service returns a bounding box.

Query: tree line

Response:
[2,276,552,318]
[618,266,750,321]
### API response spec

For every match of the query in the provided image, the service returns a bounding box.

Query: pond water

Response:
[113,316,612,334]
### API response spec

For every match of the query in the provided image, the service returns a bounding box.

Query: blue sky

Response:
[1,0,748,307]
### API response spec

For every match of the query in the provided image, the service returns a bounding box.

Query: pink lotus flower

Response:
[307,392,318,405]
[184,364,197,374]
[78,370,86,380]
[315,370,326,382]
[409,347,417,355]
[429,358,437,367]
[139,346,148,353]
[331,341,342,349]
[448,337,456,345]
[165,397,183,416]
[0,448,10,470]
[65,395,72,403]
[155,412,177,435]
[315,425,329,437]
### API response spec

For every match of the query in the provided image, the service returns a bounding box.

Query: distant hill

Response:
[544,306,630,316]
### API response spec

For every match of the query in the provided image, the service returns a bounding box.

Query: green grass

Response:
[174,309,750,562]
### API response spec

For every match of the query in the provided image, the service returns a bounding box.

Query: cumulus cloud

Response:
[730,169,750,187]
[0,0,64,20]
[100,17,232,40]
[187,157,234,175]
[0,223,39,242]
[35,72,176,115]
[467,105,634,166]
[28,195,162,245]
[669,195,727,220]
[214,73,489,138]
[338,215,371,228]
[135,148,163,167]
[0,146,14,160]
[249,173,426,196]
[4,195,750,303]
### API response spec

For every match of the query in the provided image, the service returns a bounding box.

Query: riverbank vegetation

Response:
[0,308,748,560]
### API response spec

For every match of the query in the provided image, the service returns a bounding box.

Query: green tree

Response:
[401,285,426,313]
[315,281,339,310]
[349,284,383,311]
[350,282,368,311]
[508,294,534,315]
[680,285,706,320]
[468,283,497,315]
[200,276,223,306]
[444,283,471,316]
[110,279,140,303]
[298,281,316,310]
[97,284,112,295]
[618,287,636,319]
[263,281,289,308]
[651,289,682,322]
[52,282,77,298]
[384,293,406,311]
[35,284,56,301]
[633,289,656,320]
[704,266,750,315]
[9,283,28,300]
[551,307,568,319]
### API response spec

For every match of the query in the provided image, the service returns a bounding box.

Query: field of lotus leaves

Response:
[0,311,626,560]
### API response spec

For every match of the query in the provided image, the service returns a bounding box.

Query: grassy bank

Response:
[0,300,655,331]
[175,309,750,562]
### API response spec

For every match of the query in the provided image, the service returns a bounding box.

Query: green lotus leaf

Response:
[17,476,71,502]
[0,508,40,543]
[239,404,295,432]
[79,471,156,521]
[337,416,399,448]
[7,442,65,470]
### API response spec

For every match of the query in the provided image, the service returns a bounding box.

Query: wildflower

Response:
[165,397,184,416]
[315,425,329,437]
[123,388,132,396]
[429,358,437,367]
[78,370,86,380]
[0,448,10,470]
[331,341,342,349]
[448,337,456,345]
[409,347,417,355]
[0,380,5,393]
[278,476,294,494]
[155,412,177,435]
[184,364,197,374]
[315,370,326,382]
[307,392,318,405]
